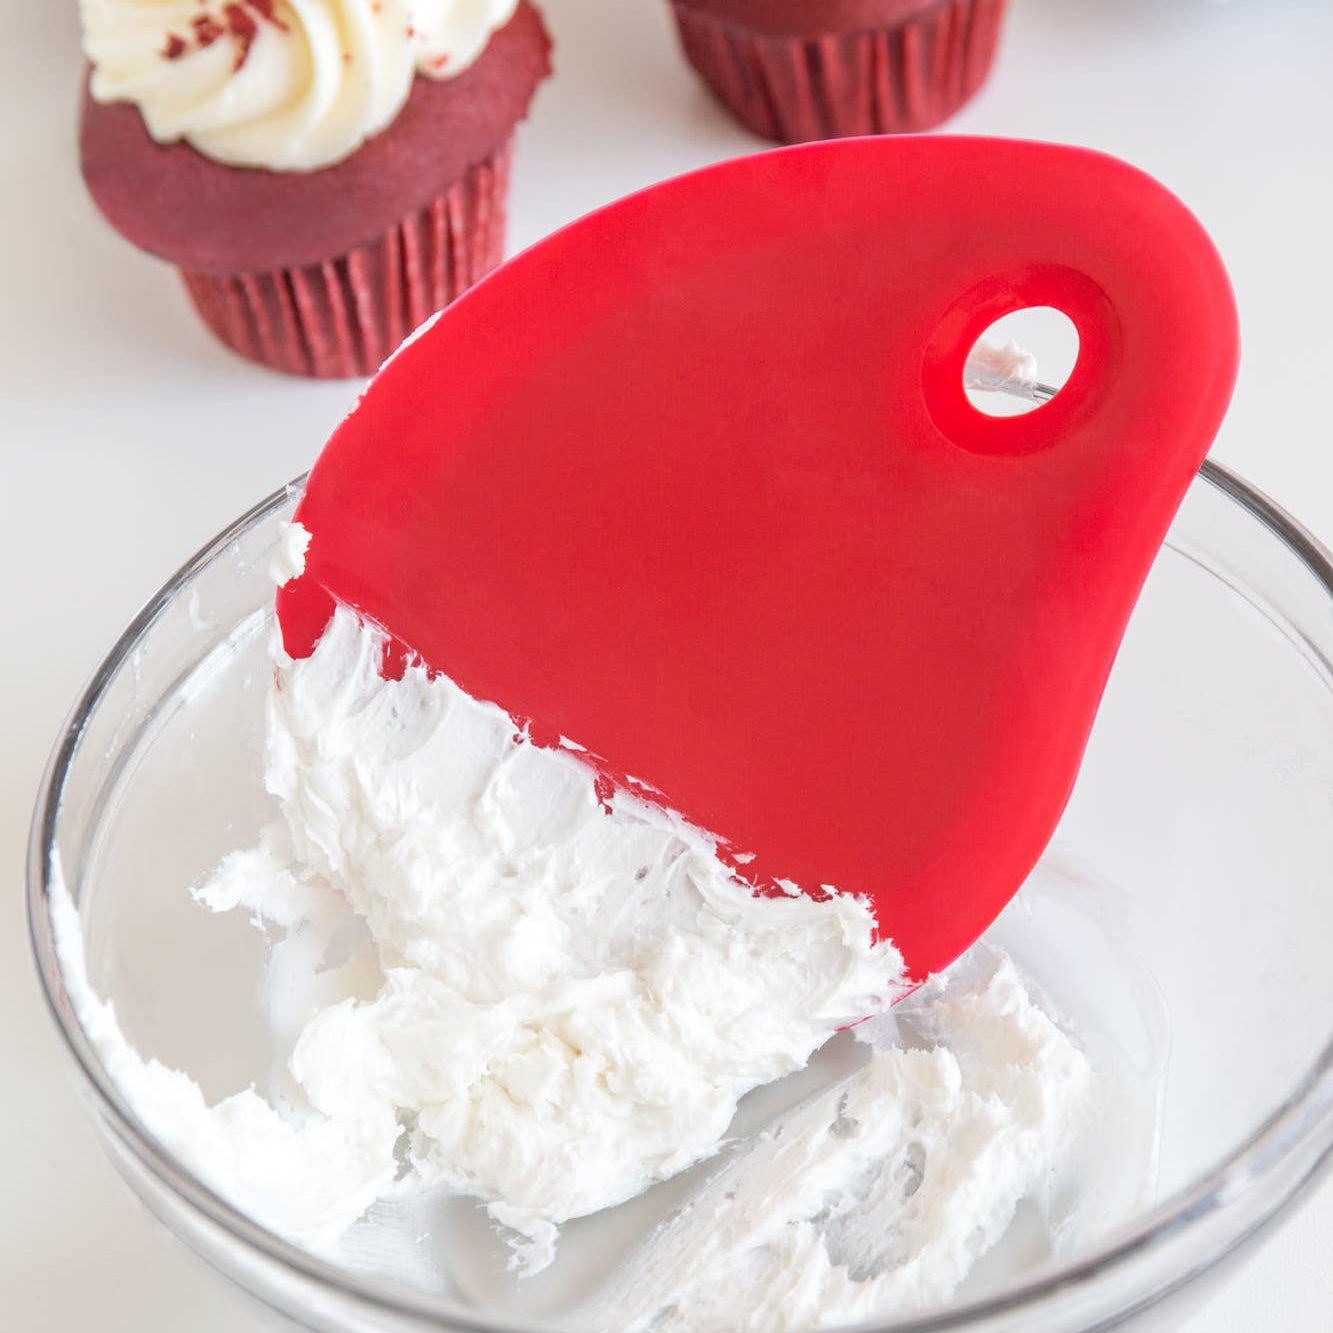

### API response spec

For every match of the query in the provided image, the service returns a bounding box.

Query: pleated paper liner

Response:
[670,0,1005,143]
[181,141,513,380]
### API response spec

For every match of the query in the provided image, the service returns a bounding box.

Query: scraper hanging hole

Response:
[963,307,1080,417]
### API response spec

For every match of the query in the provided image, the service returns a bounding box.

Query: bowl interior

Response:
[32,468,1333,1327]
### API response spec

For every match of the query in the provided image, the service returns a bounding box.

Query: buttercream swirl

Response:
[79,0,520,172]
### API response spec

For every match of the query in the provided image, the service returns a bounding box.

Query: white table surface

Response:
[4,0,1331,1328]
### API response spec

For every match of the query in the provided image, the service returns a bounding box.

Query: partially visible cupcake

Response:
[667,0,1005,143]
[79,1,552,378]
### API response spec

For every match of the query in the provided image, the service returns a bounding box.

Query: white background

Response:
[3,0,1330,1327]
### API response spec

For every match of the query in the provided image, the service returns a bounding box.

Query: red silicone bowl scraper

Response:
[278,136,1240,983]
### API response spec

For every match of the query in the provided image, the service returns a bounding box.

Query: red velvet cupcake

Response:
[668,0,1005,142]
[79,1,551,378]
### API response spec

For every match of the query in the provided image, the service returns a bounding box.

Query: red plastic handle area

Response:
[280,137,1238,980]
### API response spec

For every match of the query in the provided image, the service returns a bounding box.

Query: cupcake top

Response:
[79,0,520,171]
[79,2,552,273]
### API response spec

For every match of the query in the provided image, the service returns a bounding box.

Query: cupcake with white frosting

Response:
[78,0,552,377]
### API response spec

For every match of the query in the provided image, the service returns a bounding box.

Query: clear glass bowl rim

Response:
[25,461,1333,1333]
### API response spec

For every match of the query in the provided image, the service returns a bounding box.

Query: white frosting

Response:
[269,518,312,587]
[261,602,905,1267]
[80,0,520,171]
[568,957,1094,1331]
[49,856,398,1252]
[963,338,1041,399]
[410,0,519,76]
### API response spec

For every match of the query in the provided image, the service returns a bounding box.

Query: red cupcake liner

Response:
[180,140,513,379]
[669,0,1005,142]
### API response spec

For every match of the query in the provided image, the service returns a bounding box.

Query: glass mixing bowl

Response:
[27,462,1333,1333]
